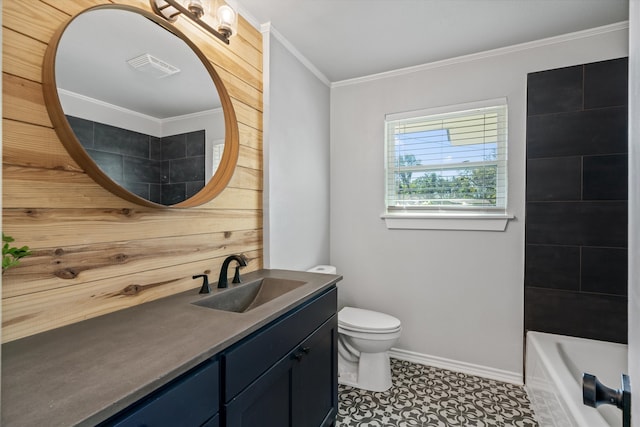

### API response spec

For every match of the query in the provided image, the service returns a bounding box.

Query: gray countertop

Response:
[1,269,341,427]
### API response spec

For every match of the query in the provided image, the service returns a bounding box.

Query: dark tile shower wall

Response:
[67,116,205,205]
[524,58,628,344]
[160,131,206,205]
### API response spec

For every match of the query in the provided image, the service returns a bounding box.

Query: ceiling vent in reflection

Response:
[127,53,180,78]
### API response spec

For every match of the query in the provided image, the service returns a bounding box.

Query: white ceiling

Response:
[55,1,630,118]
[57,8,221,119]
[234,0,630,82]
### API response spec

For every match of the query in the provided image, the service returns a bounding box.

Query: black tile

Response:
[186,181,205,198]
[170,156,205,182]
[121,181,149,200]
[94,123,150,158]
[123,157,162,184]
[526,157,581,201]
[86,149,123,181]
[124,133,151,159]
[526,201,627,247]
[525,244,580,290]
[92,124,127,155]
[584,57,628,109]
[583,154,628,201]
[581,247,628,296]
[162,134,187,160]
[66,115,94,148]
[162,183,187,205]
[525,287,627,343]
[186,130,206,157]
[161,160,171,184]
[526,107,628,159]
[527,65,583,115]
[150,137,162,161]
[149,184,162,204]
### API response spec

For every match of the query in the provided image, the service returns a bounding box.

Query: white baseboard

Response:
[389,348,523,386]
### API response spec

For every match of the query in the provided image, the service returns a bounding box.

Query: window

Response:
[383,99,510,230]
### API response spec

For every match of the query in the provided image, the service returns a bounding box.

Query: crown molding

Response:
[332,21,629,88]
[58,89,162,123]
[228,0,261,31]
[261,22,331,87]
[233,2,328,86]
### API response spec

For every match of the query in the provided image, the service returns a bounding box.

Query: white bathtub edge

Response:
[389,347,523,385]
[526,331,581,426]
[525,331,626,427]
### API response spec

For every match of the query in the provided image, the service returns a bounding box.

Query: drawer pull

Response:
[293,347,311,361]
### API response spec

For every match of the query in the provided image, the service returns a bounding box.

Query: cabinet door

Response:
[293,315,338,427]
[225,354,294,427]
[202,413,219,427]
[223,287,337,402]
[225,316,338,427]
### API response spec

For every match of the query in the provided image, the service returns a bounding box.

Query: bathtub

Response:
[525,331,628,427]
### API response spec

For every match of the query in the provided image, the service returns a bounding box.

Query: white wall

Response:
[628,0,639,424]
[263,30,331,271]
[330,26,629,378]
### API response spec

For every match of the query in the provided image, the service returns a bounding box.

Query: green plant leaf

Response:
[2,233,31,272]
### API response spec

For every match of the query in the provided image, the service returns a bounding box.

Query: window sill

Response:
[380,212,515,231]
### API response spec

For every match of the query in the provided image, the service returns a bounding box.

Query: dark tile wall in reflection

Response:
[525,57,628,344]
[160,131,206,205]
[67,116,205,205]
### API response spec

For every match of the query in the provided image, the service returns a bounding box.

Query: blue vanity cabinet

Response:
[225,316,337,427]
[223,287,338,427]
[98,286,337,427]
[100,358,220,427]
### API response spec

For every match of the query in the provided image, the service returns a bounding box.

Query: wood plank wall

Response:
[1,0,264,343]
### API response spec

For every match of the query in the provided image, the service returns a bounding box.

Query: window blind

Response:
[385,101,508,212]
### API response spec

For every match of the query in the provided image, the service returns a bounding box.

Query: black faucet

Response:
[193,274,211,294]
[218,255,248,289]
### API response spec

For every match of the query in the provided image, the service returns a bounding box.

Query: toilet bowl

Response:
[337,306,401,392]
[306,265,402,392]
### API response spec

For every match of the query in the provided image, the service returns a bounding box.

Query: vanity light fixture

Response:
[150,0,238,44]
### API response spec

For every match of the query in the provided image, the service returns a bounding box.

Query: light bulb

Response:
[216,4,236,36]
[184,0,209,18]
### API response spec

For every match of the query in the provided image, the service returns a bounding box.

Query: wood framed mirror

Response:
[42,4,239,208]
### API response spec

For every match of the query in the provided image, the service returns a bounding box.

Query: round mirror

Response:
[43,4,239,208]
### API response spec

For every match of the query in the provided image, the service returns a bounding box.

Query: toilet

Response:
[307,265,402,392]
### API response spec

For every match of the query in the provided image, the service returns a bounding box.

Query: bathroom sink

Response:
[193,277,306,313]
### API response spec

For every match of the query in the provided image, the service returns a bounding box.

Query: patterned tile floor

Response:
[337,359,538,427]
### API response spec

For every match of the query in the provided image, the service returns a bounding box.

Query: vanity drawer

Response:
[102,358,219,427]
[222,286,337,401]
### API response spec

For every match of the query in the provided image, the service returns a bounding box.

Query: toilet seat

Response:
[338,307,401,333]
[339,324,402,334]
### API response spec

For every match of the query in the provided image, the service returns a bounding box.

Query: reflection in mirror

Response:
[50,6,235,206]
